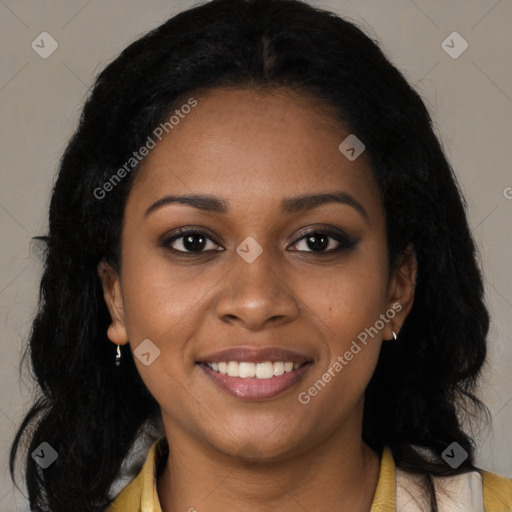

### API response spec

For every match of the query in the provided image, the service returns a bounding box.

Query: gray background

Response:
[1,0,511,509]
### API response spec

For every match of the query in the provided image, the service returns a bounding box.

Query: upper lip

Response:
[196,346,311,365]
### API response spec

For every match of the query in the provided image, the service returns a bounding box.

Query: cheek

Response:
[309,237,389,385]
[118,254,212,409]
[121,256,213,349]
[316,240,389,333]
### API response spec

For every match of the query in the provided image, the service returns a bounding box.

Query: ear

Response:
[383,244,417,341]
[97,260,128,346]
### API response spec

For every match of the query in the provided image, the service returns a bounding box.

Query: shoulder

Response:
[396,465,512,511]
[480,469,512,512]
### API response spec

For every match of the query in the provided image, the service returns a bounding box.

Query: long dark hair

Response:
[11,0,489,510]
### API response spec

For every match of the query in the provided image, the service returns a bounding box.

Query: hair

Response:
[10,0,489,510]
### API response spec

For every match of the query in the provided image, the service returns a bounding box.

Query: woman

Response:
[10,0,512,511]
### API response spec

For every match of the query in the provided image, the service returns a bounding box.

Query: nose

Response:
[215,247,300,330]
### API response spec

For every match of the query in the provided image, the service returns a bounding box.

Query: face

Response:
[100,87,416,460]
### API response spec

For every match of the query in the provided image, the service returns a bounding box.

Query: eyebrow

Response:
[144,191,368,222]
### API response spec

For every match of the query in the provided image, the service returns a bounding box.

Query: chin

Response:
[207,428,312,463]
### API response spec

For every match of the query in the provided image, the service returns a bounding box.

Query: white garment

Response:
[396,466,485,511]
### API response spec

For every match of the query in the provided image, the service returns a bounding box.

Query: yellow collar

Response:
[107,437,164,512]
[371,446,396,511]
[107,437,512,512]
[108,438,396,512]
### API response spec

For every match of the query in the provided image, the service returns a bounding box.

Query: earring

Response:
[392,331,398,340]
[115,344,122,366]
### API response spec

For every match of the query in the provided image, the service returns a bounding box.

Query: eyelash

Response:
[161,226,357,257]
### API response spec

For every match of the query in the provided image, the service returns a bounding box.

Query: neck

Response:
[157,413,381,512]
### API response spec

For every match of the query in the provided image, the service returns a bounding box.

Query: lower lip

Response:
[198,362,312,400]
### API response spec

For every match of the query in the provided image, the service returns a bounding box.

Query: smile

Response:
[205,361,302,379]
[196,346,313,400]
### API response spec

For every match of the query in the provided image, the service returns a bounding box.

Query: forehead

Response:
[127,87,382,219]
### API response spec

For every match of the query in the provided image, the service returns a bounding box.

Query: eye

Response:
[161,228,223,255]
[288,227,357,254]
[161,226,357,257]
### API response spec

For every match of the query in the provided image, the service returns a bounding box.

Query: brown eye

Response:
[162,229,223,254]
[289,227,357,254]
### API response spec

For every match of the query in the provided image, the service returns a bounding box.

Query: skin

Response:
[99,87,417,512]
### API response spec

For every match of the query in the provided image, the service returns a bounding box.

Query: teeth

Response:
[273,361,284,376]
[239,362,256,378]
[206,361,303,379]
[227,361,239,377]
[256,362,274,379]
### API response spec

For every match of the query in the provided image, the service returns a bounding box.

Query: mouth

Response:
[196,346,313,400]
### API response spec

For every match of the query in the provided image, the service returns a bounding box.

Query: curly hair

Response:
[10,0,489,510]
